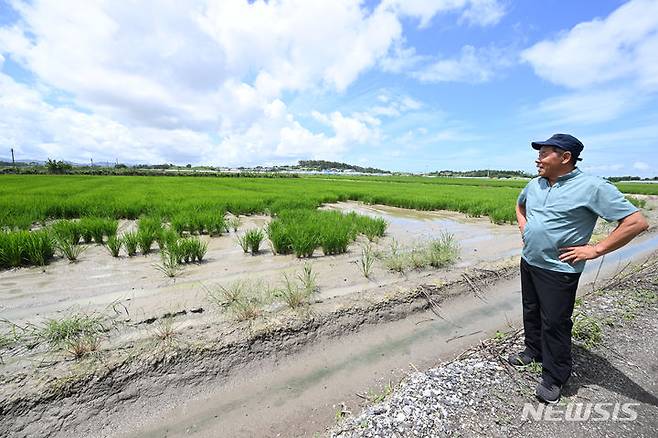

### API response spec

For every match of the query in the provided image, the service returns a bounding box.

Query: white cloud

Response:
[382,0,505,28]
[379,41,427,73]
[0,0,507,166]
[411,45,508,83]
[521,0,658,90]
[527,88,646,126]
[633,161,650,171]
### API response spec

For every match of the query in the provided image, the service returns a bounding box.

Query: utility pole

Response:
[90,157,93,167]
[11,147,15,168]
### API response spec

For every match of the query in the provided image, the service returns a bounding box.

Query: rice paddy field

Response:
[0,173,656,438]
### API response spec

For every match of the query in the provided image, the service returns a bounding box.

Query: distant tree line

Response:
[297,160,390,174]
[429,169,534,178]
[606,175,658,182]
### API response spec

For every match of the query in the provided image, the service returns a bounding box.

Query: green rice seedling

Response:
[54,234,87,262]
[189,237,208,262]
[156,228,178,250]
[320,223,350,255]
[89,219,106,244]
[51,220,81,246]
[0,231,26,268]
[360,217,388,241]
[245,228,265,255]
[205,212,226,236]
[189,214,205,234]
[178,238,195,263]
[101,218,118,239]
[155,246,183,277]
[360,243,375,279]
[170,214,189,236]
[289,225,318,258]
[24,230,54,266]
[267,220,293,255]
[106,235,123,257]
[427,232,460,268]
[78,218,95,244]
[137,230,156,255]
[138,216,163,237]
[226,216,241,232]
[123,231,139,257]
[298,262,318,295]
[236,233,250,253]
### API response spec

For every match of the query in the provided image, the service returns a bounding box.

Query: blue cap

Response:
[531,133,584,161]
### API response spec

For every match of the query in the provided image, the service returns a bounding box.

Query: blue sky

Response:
[0,0,656,176]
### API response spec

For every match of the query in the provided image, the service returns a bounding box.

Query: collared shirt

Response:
[518,168,638,273]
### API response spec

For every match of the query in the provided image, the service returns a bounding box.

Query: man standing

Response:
[510,134,649,404]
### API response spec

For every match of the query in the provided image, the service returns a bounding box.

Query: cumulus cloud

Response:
[0,0,506,165]
[521,0,658,89]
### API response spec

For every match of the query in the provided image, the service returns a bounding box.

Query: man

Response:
[509,133,649,404]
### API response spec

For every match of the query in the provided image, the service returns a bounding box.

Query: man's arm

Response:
[516,202,527,233]
[559,211,649,263]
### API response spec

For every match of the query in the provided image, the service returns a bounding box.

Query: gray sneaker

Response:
[507,351,540,367]
[536,380,561,404]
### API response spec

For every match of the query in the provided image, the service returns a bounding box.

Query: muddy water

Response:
[324,202,522,266]
[123,233,658,438]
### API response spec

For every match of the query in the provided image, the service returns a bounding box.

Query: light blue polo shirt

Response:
[518,168,638,273]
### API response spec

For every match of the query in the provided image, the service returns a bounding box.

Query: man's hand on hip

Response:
[558,245,601,263]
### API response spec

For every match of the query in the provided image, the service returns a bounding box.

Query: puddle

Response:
[324,201,522,267]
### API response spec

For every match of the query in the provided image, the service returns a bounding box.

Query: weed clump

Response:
[382,233,460,273]
[207,281,266,321]
[38,313,106,358]
[273,263,319,310]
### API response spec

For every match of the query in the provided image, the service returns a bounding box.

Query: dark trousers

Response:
[520,258,581,387]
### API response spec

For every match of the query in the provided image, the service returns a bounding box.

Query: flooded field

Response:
[1,199,656,438]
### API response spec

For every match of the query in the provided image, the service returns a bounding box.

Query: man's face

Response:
[535,146,569,179]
